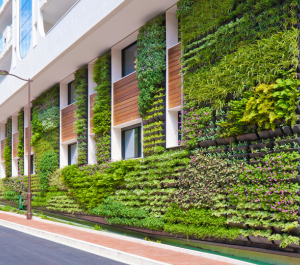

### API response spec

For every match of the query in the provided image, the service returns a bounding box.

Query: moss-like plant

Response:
[93,54,111,164]
[74,67,88,166]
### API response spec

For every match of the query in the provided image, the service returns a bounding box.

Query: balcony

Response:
[0,24,12,83]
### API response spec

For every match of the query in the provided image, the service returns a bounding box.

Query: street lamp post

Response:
[0,70,33,220]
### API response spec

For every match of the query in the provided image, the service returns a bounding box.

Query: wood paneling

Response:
[1,139,5,162]
[168,43,182,109]
[13,132,19,158]
[25,127,33,155]
[61,104,77,143]
[90,93,96,134]
[113,72,139,126]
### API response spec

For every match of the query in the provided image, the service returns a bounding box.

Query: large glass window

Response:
[19,0,32,59]
[122,42,137,77]
[68,143,77,165]
[122,125,141,160]
[68,81,76,105]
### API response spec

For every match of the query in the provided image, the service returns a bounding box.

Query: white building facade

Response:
[0,0,182,178]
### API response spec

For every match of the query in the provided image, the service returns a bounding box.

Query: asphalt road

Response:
[0,226,126,265]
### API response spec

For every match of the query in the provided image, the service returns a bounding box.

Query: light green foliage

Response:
[49,169,68,191]
[184,29,299,108]
[38,106,60,132]
[92,54,111,164]
[90,197,164,230]
[46,194,84,214]
[137,15,166,116]
[74,67,88,165]
[112,150,190,217]
[38,151,59,192]
[163,204,240,240]
[31,85,60,174]
[242,79,300,130]
[62,160,138,209]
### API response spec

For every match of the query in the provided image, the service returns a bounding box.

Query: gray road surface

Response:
[0,226,126,265]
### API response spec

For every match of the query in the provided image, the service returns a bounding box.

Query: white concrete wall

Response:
[166,7,180,149]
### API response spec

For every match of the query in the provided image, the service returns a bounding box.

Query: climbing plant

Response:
[4,118,12,178]
[74,67,88,166]
[93,54,111,164]
[17,109,24,176]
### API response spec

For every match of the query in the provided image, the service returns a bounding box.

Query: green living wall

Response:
[137,15,167,156]
[74,67,88,166]
[93,54,111,164]
[31,85,60,192]
[2,0,300,253]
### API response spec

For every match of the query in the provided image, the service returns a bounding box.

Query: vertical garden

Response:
[1,0,300,254]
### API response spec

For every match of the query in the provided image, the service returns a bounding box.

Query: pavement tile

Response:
[0,212,233,265]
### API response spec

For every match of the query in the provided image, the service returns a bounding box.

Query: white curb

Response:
[0,211,256,265]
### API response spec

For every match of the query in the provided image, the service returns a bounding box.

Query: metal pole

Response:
[27,78,32,220]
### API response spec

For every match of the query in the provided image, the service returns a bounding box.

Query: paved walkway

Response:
[0,211,248,265]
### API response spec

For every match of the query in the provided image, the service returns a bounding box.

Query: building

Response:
[0,0,181,178]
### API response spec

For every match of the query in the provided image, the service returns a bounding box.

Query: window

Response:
[30,155,34,174]
[19,0,32,58]
[122,42,137,77]
[68,81,76,105]
[68,143,77,165]
[122,125,141,159]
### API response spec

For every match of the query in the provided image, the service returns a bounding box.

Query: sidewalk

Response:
[0,211,254,265]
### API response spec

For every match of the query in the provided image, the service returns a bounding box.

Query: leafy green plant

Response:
[74,67,88,166]
[4,117,12,178]
[93,54,111,164]
[38,151,59,192]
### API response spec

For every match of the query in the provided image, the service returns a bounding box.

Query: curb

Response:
[0,218,170,265]
[0,211,256,265]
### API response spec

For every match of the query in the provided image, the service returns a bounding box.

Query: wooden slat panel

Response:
[61,104,77,143]
[25,127,33,155]
[168,43,182,109]
[13,132,19,158]
[113,72,139,126]
[90,93,96,134]
[1,139,5,162]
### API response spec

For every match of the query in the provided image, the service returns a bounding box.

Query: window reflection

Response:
[19,0,32,58]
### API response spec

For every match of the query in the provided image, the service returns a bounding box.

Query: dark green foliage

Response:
[62,159,138,209]
[93,54,111,164]
[74,67,88,165]
[4,118,12,178]
[38,151,59,192]
[136,15,166,116]
[90,197,164,230]
[174,153,242,209]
